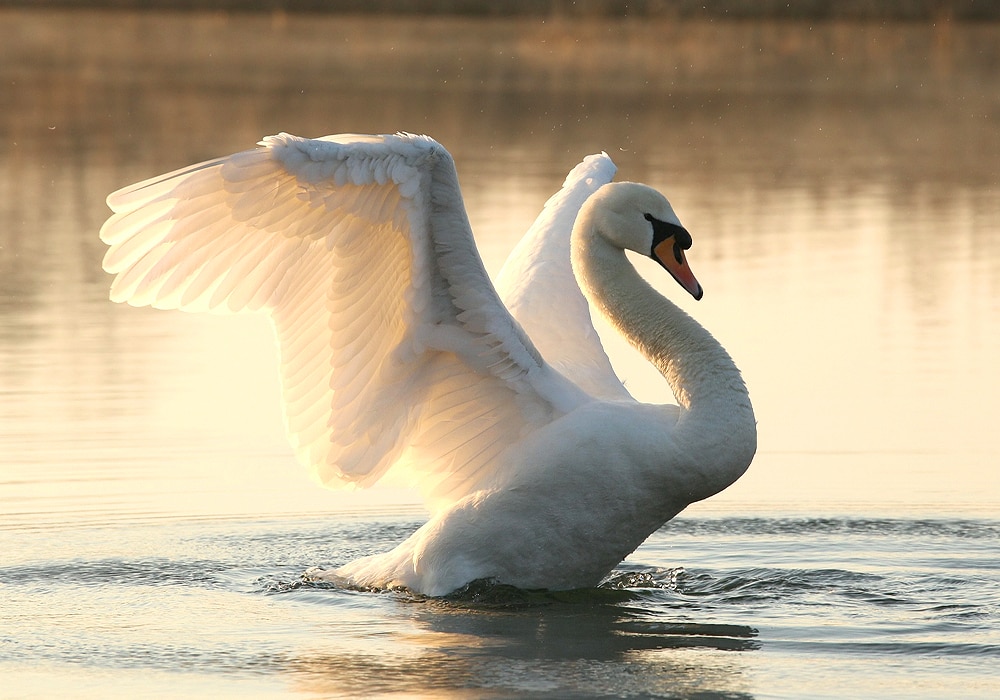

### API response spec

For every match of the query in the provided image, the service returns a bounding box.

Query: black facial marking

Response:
[644,213,692,258]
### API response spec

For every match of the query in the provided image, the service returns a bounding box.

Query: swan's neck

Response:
[573,229,747,412]
[572,220,756,496]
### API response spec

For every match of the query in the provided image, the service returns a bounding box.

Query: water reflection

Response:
[282,592,757,698]
[0,9,998,524]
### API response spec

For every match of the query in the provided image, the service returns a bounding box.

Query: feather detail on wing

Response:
[496,153,630,400]
[100,132,573,510]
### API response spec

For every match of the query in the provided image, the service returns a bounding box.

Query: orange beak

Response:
[653,238,703,300]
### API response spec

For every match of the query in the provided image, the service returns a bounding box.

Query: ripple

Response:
[663,517,1000,540]
[0,557,223,589]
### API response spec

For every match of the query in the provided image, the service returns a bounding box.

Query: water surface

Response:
[1,9,998,698]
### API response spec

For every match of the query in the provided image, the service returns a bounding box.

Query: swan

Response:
[100,133,755,596]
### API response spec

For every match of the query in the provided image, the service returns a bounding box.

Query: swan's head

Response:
[590,182,703,300]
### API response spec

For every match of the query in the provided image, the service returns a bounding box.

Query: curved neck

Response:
[575,233,740,402]
[567,190,756,505]
[571,219,756,477]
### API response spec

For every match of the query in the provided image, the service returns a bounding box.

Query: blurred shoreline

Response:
[1,0,998,22]
[5,6,995,98]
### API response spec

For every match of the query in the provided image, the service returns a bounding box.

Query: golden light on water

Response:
[19,168,988,524]
[0,10,997,527]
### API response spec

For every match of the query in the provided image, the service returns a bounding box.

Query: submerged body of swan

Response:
[100,133,755,596]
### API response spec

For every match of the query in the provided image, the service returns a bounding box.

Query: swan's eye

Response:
[644,214,692,260]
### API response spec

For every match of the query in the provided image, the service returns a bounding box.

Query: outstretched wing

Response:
[101,133,581,509]
[496,153,630,401]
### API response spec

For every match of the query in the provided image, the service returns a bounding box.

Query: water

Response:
[4,516,998,698]
[1,8,999,698]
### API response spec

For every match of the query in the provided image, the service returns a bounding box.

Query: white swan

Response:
[100,133,755,596]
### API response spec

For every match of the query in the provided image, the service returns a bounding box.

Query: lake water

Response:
[1,8,998,699]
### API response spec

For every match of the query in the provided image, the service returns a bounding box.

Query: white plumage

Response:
[101,133,755,596]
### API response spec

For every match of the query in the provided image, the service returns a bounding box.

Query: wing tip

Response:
[105,158,225,212]
[564,152,617,189]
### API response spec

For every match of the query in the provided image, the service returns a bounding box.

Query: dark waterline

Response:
[5,0,1000,21]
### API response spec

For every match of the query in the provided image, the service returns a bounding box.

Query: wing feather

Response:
[102,132,574,509]
[497,153,629,400]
